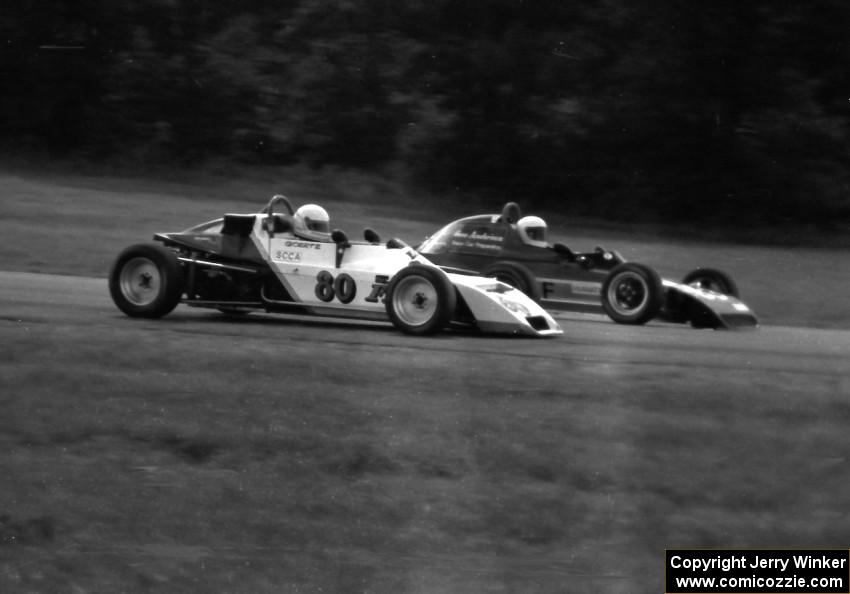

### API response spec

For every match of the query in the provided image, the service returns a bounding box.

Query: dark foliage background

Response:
[2,0,849,227]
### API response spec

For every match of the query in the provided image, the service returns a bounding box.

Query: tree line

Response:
[2,0,849,227]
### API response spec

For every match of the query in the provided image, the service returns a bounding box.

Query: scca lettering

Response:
[284,240,321,249]
[274,250,302,262]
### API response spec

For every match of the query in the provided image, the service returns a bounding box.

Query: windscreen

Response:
[418,217,507,255]
[417,221,461,254]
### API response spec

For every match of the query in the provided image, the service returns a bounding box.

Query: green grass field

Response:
[4,304,847,593]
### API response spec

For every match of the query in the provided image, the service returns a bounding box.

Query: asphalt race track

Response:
[3,269,850,593]
[3,270,848,377]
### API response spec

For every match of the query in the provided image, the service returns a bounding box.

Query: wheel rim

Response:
[119,257,162,306]
[607,272,648,315]
[392,275,438,326]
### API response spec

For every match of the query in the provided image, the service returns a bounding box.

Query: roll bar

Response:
[263,194,295,236]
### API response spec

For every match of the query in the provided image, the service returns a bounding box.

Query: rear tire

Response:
[601,262,663,325]
[482,261,539,300]
[385,266,456,335]
[109,243,184,318]
[682,267,739,297]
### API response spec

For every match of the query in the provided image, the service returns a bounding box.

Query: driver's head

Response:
[517,215,548,248]
[293,204,331,241]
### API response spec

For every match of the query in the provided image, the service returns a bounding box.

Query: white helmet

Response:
[293,204,331,241]
[517,215,548,248]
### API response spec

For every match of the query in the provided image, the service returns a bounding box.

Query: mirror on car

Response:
[363,228,380,244]
[331,229,349,246]
[552,242,570,255]
[552,242,576,262]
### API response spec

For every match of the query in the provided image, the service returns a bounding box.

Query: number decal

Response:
[315,270,335,302]
[333,273,357,304]
[315,271,357,303]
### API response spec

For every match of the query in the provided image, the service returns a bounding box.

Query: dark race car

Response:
[417,203,758,329]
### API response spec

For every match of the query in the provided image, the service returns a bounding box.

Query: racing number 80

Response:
[315,271,357,304]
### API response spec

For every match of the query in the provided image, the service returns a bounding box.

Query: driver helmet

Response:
[293,204,331,241]
[517,215,548,248]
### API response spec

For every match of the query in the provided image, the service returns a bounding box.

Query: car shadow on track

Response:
[111,310,560,340]
[171,310,397,332]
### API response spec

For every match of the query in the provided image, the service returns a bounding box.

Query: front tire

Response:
[601,262,663,325]
[385,266,456,335]
[109,243,184,318]
[482,261,539,300]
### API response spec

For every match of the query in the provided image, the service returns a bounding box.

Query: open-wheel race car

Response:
[417,203,758,329]
[108,195,562,337]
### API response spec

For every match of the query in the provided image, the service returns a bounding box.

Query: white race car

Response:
[109,195,562,337]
